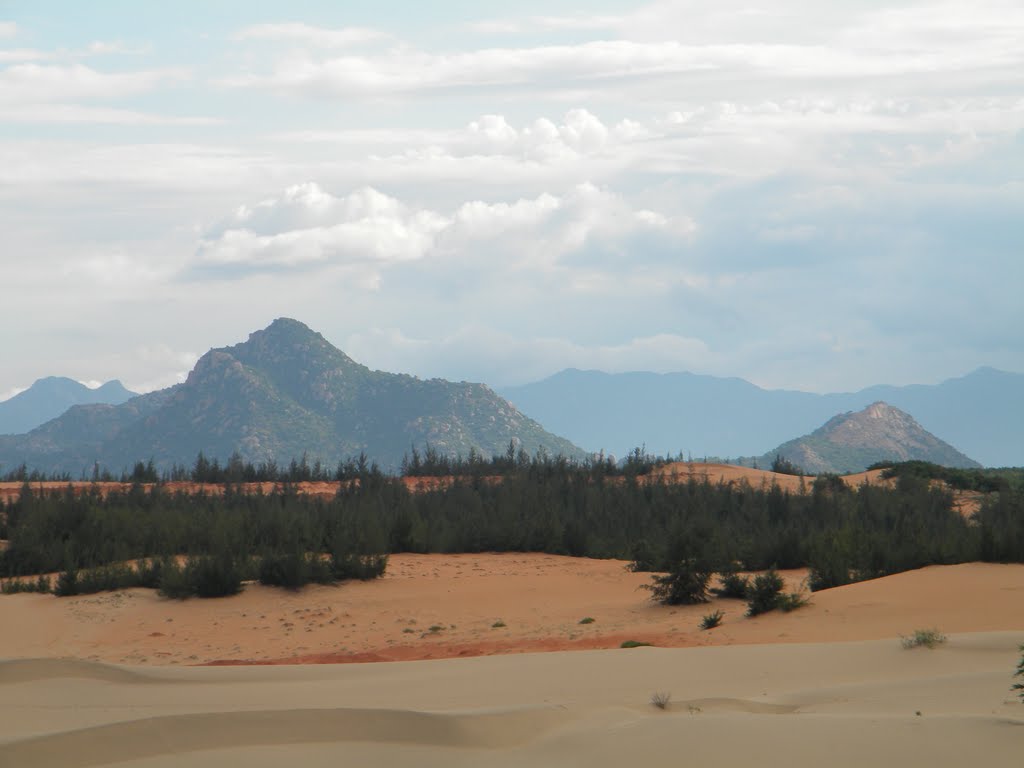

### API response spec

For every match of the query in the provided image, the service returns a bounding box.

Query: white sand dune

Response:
[1,633,1021,767]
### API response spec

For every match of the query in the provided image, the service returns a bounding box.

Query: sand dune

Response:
[2,555,1022,766]
[2,633,1021,767]
[1,555,1021,666]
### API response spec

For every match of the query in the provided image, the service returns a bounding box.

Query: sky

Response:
[1,0,1021,400]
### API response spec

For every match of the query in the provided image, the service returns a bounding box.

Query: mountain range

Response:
[0,319,582,475]
[498,367,1023,467]
[750,401,981,474]
[0,377,136,436]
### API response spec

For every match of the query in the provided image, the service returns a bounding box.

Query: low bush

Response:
[745,570,785,616]
[1014,644,1024,701]
[650,691,671,710]
[331,552,388,581]
[643,560,711,605]
[900,628,946,649]
[54,568,79,597]
[158,553,248,599]
[745,570,809,616]
[713,571,750,599]
[1,575,51,594]
[621,640,652,648]
[579,616,595,624]
[700,610,724,630]
[257,551,334,590]
[776,593,809,612]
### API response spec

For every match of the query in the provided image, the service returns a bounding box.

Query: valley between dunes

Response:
[1,555,1022,767]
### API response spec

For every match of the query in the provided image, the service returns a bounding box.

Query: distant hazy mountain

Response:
[0,319,583,475]
[754,402,981,474]
[498,366,1024,467]
[0,377,137,435]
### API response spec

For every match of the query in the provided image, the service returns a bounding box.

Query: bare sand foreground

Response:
[1,556,1022,766]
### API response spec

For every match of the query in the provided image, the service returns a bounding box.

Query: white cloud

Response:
[196,182,695,275]
[198,184,450,268]
[3,103,221,125]
[0,141,276,187]
[467,15,625,35]
[0,21,16,39]
[0,48,48,62]
[224,8,1024,98]
[235,23,389,47]
[0,62,185,104]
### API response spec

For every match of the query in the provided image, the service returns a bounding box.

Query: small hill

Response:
[0,377,137,435]
[755,402,981,474]
[0,319,583,475]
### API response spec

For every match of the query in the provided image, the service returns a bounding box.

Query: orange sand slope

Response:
[0,555,1021,665]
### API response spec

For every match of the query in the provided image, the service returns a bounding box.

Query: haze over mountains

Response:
[0,378,136,436]
[751,402,981,474]
[0,319,582,476]
[499,367,1023,467]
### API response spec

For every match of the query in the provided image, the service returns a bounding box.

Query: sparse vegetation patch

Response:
[900,628,947,649]
[650,691,671,710]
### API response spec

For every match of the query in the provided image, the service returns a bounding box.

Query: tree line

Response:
[2,457,1021,594]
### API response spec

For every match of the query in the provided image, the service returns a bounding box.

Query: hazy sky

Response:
[2,0,1021,399]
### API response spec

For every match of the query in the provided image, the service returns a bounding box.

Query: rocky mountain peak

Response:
[760,401,980,474]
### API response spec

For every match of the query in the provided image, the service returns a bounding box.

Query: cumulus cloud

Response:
[0,21,16,39]
[195,182,694,276]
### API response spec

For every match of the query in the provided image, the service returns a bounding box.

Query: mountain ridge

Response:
[0,377,137,436]
[498,366,1023,466]
[0,319,583,475]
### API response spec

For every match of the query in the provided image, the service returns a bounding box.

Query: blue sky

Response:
[1,0,1021,398]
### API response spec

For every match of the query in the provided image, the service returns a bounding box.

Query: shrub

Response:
[713,571,750,599]
[621,640,652,648]
[259,551,312,590]
[1014,644,1024,702]
[579,616,595,624]
[745,570,785,616]
[491,620,506,628]
[188,554,246,598]
[900,628,946,649]
[643,560,711,605]
[776,593,809,612]
[54,568,79,597]
[332,552,388,581]
[132,559,165,589]
[1,575,51,594]
[627,539,658,572]
[158,553,246,599]
[650,691,671,710]
[49,561,165,597]
[700,610,724,630]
